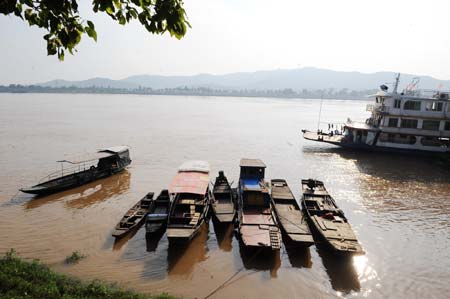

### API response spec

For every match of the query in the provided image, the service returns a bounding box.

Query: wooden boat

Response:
[301,179,364,255]
[237,159,281,250]
[145,189,171,234]
[211,171,236,223]
[270,179,314,247]
[20,146,131,196]
[166,161,211,242]
[112,192,155,238]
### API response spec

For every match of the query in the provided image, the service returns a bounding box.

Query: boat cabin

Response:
[239,159,270,208]
[168,161,210,228]
[239,158,266,180]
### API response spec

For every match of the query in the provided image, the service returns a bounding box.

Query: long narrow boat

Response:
[166,161,211,242]
[211,171,236,223]
[145,189,171,234]
[20,146,131,196]
[237,159,281,250]
[112,192,155,238]
[271,179,314,247]
[301,179,364,255]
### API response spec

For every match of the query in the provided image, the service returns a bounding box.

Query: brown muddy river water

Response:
[1,94,449,299]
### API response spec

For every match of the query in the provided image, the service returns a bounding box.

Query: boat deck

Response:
[271,180,313,245]
[303,131,345,144]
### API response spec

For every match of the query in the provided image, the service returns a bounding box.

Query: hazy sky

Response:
[1,0,450,84]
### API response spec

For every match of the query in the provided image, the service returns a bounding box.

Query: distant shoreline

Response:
[0,85,375,101]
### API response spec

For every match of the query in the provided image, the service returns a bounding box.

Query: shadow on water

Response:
[24,171,131,210]
[315,244,360,294]
[303,145,450,182]
[237,235,281,278]
[146,230,166,252]
[212,220,235,252]
[111,225,142,251]
[283,240,312,269]
[167,223,209,277]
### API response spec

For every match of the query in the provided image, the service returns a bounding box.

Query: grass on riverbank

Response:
[0,249,176,299]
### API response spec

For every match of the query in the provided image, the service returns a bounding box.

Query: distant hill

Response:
[37,67,450,91]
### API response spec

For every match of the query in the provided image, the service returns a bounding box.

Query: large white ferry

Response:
[302,74,450,154]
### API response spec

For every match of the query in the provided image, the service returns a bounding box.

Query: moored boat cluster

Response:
[112,158,364,256]
[20,149,364,257]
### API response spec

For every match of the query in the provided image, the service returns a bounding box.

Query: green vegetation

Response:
[64,251,87,264]
[0,0,189,60]
[0,249,177,299]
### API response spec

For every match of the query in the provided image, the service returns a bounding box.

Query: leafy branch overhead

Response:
[0,0,190,60]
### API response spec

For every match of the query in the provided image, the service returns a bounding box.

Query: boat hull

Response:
[301,180,364,256]
[112,193,154,239]
[20,166,128,196]
[302,130,449,156]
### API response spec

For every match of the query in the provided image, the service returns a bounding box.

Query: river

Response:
[0,93,449,299]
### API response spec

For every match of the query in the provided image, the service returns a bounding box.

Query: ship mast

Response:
[393,73,400,94]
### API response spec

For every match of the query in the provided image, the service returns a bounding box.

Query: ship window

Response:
[445,121,450,130]
[403,100,421,110]
[378,133,389,142]
[394,99,401,108]
[379,133,416,144]
[400,119,418,129]
[388,118,399,127]
[425,101,443,111]
[422,120,440,131]
[421,136,441,147]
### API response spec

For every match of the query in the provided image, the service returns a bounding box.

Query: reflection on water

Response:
[167,223,209,277]
[212,220,234,252]
[112,226,140,251]
[24,171,131,210]
[316,244,361,294]
[283,242,312,269]
[237,237,281,278]
[146,231,166,252]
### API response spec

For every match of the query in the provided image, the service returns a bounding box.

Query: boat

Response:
[145,189,171,234]
[166,160,211,242]
[20,146,132,196]
[237,159,281,250]
[302,74,450,154]
[270,179,314,247]
[112,192,155,238]
[211,171,236,223]
[301,179,364,255]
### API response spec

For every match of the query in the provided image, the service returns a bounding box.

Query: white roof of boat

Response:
[240,158,266,168]
[57,146,129,164]
[178,160,210,173]
[99,145,130,153]
[345,121,379,131]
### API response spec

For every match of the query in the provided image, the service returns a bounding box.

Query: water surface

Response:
[0,94,449,299]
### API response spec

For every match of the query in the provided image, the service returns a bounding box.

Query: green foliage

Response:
[0,249,178,299]
[64,251,87,264]
[0,0,189,61]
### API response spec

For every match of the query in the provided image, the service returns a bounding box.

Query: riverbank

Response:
[0,250,176,299]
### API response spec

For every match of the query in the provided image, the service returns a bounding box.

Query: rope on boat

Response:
[202,247,263,299]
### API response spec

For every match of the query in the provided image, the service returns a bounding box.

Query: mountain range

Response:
[37,67,450,91]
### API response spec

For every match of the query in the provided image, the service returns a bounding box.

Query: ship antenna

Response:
[393,73,400,94]
[317,93,323,131]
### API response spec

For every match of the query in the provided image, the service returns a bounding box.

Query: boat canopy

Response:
[99,146,130,154]
[345,122,379,131]
[239,158,266,168]
[57,145,129,164]
[169,171,210,195]
[178,160,210,173]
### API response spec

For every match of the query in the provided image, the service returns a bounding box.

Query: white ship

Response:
[302,74,450,154]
